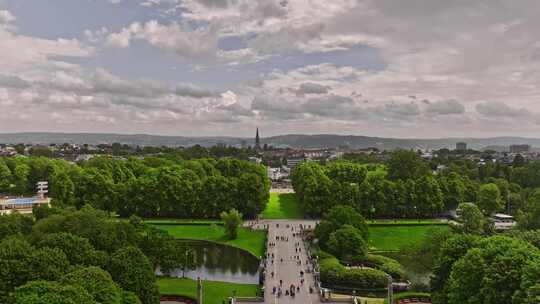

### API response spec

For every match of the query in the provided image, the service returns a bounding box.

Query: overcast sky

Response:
[0,0,539,138]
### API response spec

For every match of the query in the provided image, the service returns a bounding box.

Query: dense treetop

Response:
[0,156,269,219]
[0,206,192,304]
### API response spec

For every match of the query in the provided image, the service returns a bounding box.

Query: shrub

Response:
[327,225,368,261]
[351,254,405,280]
[383,292,431,304]
[319,255,388,290]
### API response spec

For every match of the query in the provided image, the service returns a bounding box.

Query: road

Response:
[248,220,322,304]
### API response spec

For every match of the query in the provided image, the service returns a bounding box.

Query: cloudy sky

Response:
[0,0,539,138]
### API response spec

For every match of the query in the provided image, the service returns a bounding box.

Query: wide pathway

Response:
[248,220,322,304]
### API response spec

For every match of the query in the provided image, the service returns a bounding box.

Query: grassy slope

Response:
[261,192,303,219]
[153,224,266,257]
[368,225,449,251]
[158,277,259,304]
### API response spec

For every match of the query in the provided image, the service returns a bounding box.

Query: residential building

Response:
[456,142,467,151]
[510,144,531,153]
[286,157,305,169]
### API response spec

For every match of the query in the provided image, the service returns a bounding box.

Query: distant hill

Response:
[264,135,540,150]
[0,132,538,150]
[0,133,245,147]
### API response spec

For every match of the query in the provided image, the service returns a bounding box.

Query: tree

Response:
[447,248,485,304]
[13,163,30,194]
[441,173,465,210]
[476,183,503,215]
[137,226,186,275]
[61,267,122,304]
[50,170,76,206]
[220,209,243,240]
[517,189,540,230]
[109,246,159,304]
[13,280,96,304]
[35,232,107,267]
[0,237,33,300]
[0,212,33,241]
[446,236,540,304]
[74,168,116,212]
[28,247,70,282]
[315,205,369,249]
[415,175,443,216]
[456,203,485,234]
[387,150,429,180]
[327,225,368,261]
[0,158,13,193]
[431,234,480,304]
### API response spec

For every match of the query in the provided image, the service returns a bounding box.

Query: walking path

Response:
[247,220,322,304]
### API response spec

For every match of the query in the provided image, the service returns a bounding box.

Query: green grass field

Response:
[368,225,449,251]
[158,277,259,304]
[261,192,303,219]
[153,224,266,257]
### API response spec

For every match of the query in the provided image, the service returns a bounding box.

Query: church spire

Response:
[255,127,261,150]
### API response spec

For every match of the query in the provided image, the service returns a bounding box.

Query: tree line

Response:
[0,156,270,219]
[291,150,540,219]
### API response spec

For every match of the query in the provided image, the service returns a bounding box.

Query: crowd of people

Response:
[260,222,317,299]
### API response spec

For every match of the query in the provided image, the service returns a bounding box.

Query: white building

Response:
[0,197,51,215]
[491,213,517,230]
[267,167,290,181]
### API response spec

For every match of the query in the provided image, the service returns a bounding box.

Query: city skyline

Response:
[1,1,540,138]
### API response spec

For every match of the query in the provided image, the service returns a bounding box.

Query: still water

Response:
[159,240,261,284]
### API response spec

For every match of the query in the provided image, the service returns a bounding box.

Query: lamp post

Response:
[387,275,393,304]
[197,277,203,304]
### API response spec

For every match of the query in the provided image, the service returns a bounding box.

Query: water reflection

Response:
[160,240,261,284]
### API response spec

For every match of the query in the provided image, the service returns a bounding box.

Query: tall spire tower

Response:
[255,127,261,150]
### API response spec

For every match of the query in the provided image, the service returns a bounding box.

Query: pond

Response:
[381,252,432,285]
[157,240,261,284]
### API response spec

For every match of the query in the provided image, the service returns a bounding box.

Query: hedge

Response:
[145,221,224,226]
[320,255,388,290]
[383,292,431,304]
[349,254,405,280]
[367,222,448,227]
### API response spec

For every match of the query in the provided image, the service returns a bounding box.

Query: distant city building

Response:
[286,157,305,169]
[456,142,467,151]
[510,144,530,153]
[267,167,289,181]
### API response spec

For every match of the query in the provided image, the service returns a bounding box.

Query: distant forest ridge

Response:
[0,132,538,151]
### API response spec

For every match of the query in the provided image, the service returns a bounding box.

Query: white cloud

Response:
[0,10,15,24]
[425,99,466,115]
[107,20,218,59]
[476,101,530,118]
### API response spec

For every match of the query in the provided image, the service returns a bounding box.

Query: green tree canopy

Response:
[477,183,503,215]
[108,246,159,304]
[456,203,485,234]
[327,225,368,261]
[387,150,430,180]
[220,209,243,240]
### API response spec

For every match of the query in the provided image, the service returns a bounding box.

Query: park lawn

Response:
[368,225,449,251]
[158,277,259,304]
[261,192,303,219]
[153,224,266,257]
